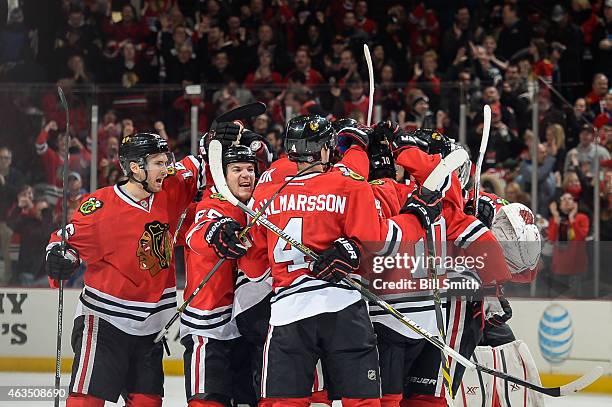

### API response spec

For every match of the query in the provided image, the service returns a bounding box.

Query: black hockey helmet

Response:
[223,144,258,173]
[368,140,396,181]
[284,115,336,163]
[407,128,452,157]
[332,117,358,133]
[119,132,171,174]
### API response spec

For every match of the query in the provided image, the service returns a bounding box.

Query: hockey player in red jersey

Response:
[45,132,206,407]
[181,145,258,407]
[237,115,440,407]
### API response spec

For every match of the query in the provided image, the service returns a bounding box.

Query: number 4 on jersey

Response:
[273,217,307,272]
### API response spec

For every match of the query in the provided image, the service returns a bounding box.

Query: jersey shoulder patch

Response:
[338,166,365,181]
[210,192,227,201]
[369,179,386,185]
[78,197,104,216]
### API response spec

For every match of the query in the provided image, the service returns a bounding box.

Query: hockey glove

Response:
[401,186,443,228]
[311,237,360,283]
[210,121,243,146]
[46,243,80,281]
[405,129,452,156]
[390,131,429,153]
[485,297,513,328]
[337,126,370,152]
[464,197,496,228]
[205,217,248,260]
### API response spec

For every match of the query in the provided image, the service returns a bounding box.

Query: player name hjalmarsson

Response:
[258,194,347,215]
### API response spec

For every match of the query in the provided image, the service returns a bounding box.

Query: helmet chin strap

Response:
[128,168,154,195]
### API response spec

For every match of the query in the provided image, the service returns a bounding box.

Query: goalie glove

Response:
[465,197,496,228]
[210,121,243,146]
[205,217,248,260]
[311,237,360,283]
[401,186,443,228]
[46,243,80,281]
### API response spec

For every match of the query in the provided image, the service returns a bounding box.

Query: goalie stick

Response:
[208,139,603,397]
[54,87,70,407]
[364,44,374,126]
[474,104,491,217]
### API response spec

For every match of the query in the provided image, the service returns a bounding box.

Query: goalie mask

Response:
[491,203,541,274]
[450,141,471,189]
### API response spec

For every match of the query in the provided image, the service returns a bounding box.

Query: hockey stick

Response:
[172,102,268,243]
[210,101,267,129]
[54,87,70,407]
[423,150,469,403]
[209,140,603,397]
[474,105,491,217]
[155,159,321,343]
[364,44,374,126]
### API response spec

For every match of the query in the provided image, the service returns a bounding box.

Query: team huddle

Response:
[45,107,543,407]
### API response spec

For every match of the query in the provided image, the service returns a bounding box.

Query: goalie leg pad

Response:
[454,346,496,407]
[494,340,545,407]
[66,394,105,407]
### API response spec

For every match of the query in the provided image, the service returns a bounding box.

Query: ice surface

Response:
[0,372,610,406]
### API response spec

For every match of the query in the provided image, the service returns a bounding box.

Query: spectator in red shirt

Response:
[594,92,612,129]
[354,1,376,36]
[407,1,439,57]
[407,50,441,110]
[102,4,150,44]
[244,49,283,101]
[585,73,609,113]
[285,47,324,87]
[343,75,369,121]
[548,193,590,278]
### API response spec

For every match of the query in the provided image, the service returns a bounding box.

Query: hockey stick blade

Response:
[363,44,374,126]
[474,104,491,217]
[211,101,267,127]
[423,149,469,191]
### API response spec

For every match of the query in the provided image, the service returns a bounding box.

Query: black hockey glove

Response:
[485,297,513,328]
[205,217,248,260]
[390,130,429,154]
[337,125,370,152]
[210,121,242,146]
[404,129,452,156]
[372,120,402,144]
[401,186,443,228]
[311,237,360,283]
[464,197,496,228]
[46,243,80,281]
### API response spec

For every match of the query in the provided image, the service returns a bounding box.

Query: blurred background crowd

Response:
[0,0,610,297]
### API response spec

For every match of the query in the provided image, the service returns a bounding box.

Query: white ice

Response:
[0,372,610,406]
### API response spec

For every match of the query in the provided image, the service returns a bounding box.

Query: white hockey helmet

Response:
[491,203,541,274]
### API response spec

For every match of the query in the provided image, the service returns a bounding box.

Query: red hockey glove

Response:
[311,237,360,283]
[205,217,248,260]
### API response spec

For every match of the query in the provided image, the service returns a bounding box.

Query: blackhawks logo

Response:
[78,197,103,215]
[309,120,319,132]
[137,221,172,277]
[210,192,227,201]
[369,179,386,185]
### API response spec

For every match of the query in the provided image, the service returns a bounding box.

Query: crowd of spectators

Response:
[0,0,611,294]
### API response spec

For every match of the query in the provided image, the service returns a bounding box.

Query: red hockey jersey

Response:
[181,189,246,340]
[239,166,424,326]
[47,156,204,335]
